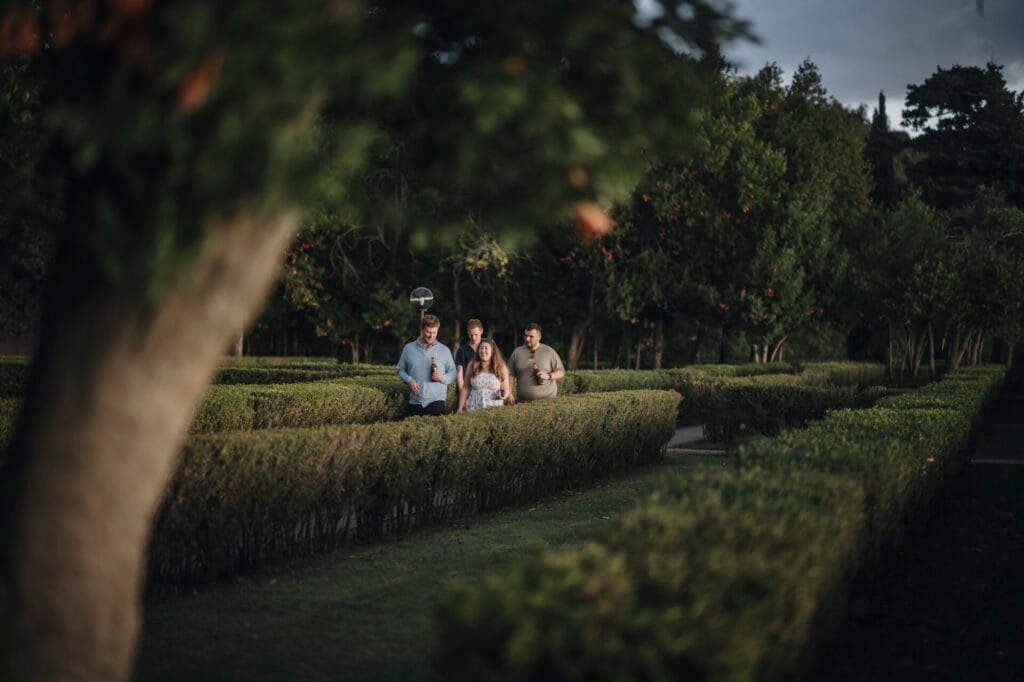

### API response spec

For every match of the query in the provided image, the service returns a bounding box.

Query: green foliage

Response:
[904,62,1024,209]
[436,468,864,682]
[435,368,1004,681]
[0,356,28,398]
[0,397,18,448]
[213,365,391,385]
[148,390,679,592]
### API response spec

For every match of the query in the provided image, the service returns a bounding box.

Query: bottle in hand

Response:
[532,361,543,385]
[430,357,439,381]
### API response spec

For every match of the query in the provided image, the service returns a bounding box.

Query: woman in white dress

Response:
[457,338,515,412]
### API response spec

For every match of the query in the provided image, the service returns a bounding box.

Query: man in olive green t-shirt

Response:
[507,322,566,402]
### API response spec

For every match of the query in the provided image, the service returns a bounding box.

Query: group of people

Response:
[395,315,565,416]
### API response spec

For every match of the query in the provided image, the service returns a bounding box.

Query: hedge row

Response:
[148,390,680,593]
[435,367,1005,681]
[213,364,394,385]
[190,380,415,433]
[0,356,394,397]
[679,380,892,442]
[217,356,340,367]
[0,357,28,398]
[0,398,18,447]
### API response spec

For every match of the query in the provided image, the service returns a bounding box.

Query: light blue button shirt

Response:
[396,339,456,406]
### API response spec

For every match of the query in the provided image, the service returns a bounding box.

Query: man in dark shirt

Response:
[455,318,484,393]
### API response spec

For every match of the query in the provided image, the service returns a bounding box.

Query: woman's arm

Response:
[501,369,515,404]
[458,378,470,412]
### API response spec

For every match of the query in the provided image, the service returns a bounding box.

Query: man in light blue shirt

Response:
[396,313,457,416]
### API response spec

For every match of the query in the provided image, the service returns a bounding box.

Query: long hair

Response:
[467,338,508,381]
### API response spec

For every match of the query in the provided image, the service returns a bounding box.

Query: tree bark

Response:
[230,329,245,356]
[927,323,936,378]
[1008,343,1016,369]
[769,336,788,363]
[951,327,972,371]
[567,322,588,370]
[0,208,299,681]
[971,332,984,366]
[887,321,894,378]
[653,315,665,370]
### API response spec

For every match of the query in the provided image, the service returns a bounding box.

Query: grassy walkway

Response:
[135,449,729,682]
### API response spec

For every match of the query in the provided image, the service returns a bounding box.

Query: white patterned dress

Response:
[466,372,505,411]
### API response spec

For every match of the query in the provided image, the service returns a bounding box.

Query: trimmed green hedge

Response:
[148,390,679,593]
[217,356,341,367]
[0,357,29,398]
[190,381,412,433]
[0,397,18,447]
[435,368,1004,681]
[679,380,884,442]
[437,469,864,682]
[796,361,888,386]
[213,365,394,385]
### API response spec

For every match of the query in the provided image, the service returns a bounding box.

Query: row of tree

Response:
[240,59,1024,373]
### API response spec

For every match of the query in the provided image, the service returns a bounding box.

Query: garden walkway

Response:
[817,369,1024,681]
[135,450,725,681]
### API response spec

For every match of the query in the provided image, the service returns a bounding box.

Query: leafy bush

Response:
[680,380,876,442]
[435,368,1004,681]
[0,397,19,448]
[436,469,864,682]
[0,357,29,398]
[217,356,341,367]
[796,361,888,386]
[148,390,679,592]
[213,365,393,384]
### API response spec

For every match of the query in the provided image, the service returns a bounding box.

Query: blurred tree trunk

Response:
[928,324,936,377]
[769,336,787,362]
[230,330,244,356]
[653,315,665,370]
[0,209,298,681]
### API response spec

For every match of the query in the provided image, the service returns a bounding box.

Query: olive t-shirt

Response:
[508,343,565,402]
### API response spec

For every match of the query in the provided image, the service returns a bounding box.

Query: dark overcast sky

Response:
[722,0,1024,130]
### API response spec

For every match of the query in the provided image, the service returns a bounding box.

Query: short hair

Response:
[421,314,441,330]
[525,322,542,333]
[467,318,484,331]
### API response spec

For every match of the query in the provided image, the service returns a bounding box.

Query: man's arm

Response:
[546,350,566,381]
[396,345,413,384]
[442,350,457,384]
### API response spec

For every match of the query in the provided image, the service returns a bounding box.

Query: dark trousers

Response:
[408,400,446,417]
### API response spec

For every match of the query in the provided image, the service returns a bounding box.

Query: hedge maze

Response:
[7,354,999,679]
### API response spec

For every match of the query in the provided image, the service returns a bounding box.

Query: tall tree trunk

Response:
[567,323,588,370]
[911,327,927,377]
[567,282,595,370]
[452,274,462,347]
[653,315,665,370]
[592,333,600,370]
[769,336,788,363]
[230,329,245,357]
[0,209,299,681]
[1008,342,1016,369]
[718,326,729,364]
[620,326,629,369]
[927,323,936,378]
[951,327,972,371]
[971,332,984,366]
[887,321,894,378]
[635,332,642,370]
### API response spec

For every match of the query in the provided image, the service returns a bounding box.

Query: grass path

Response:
[135,450,729,682]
